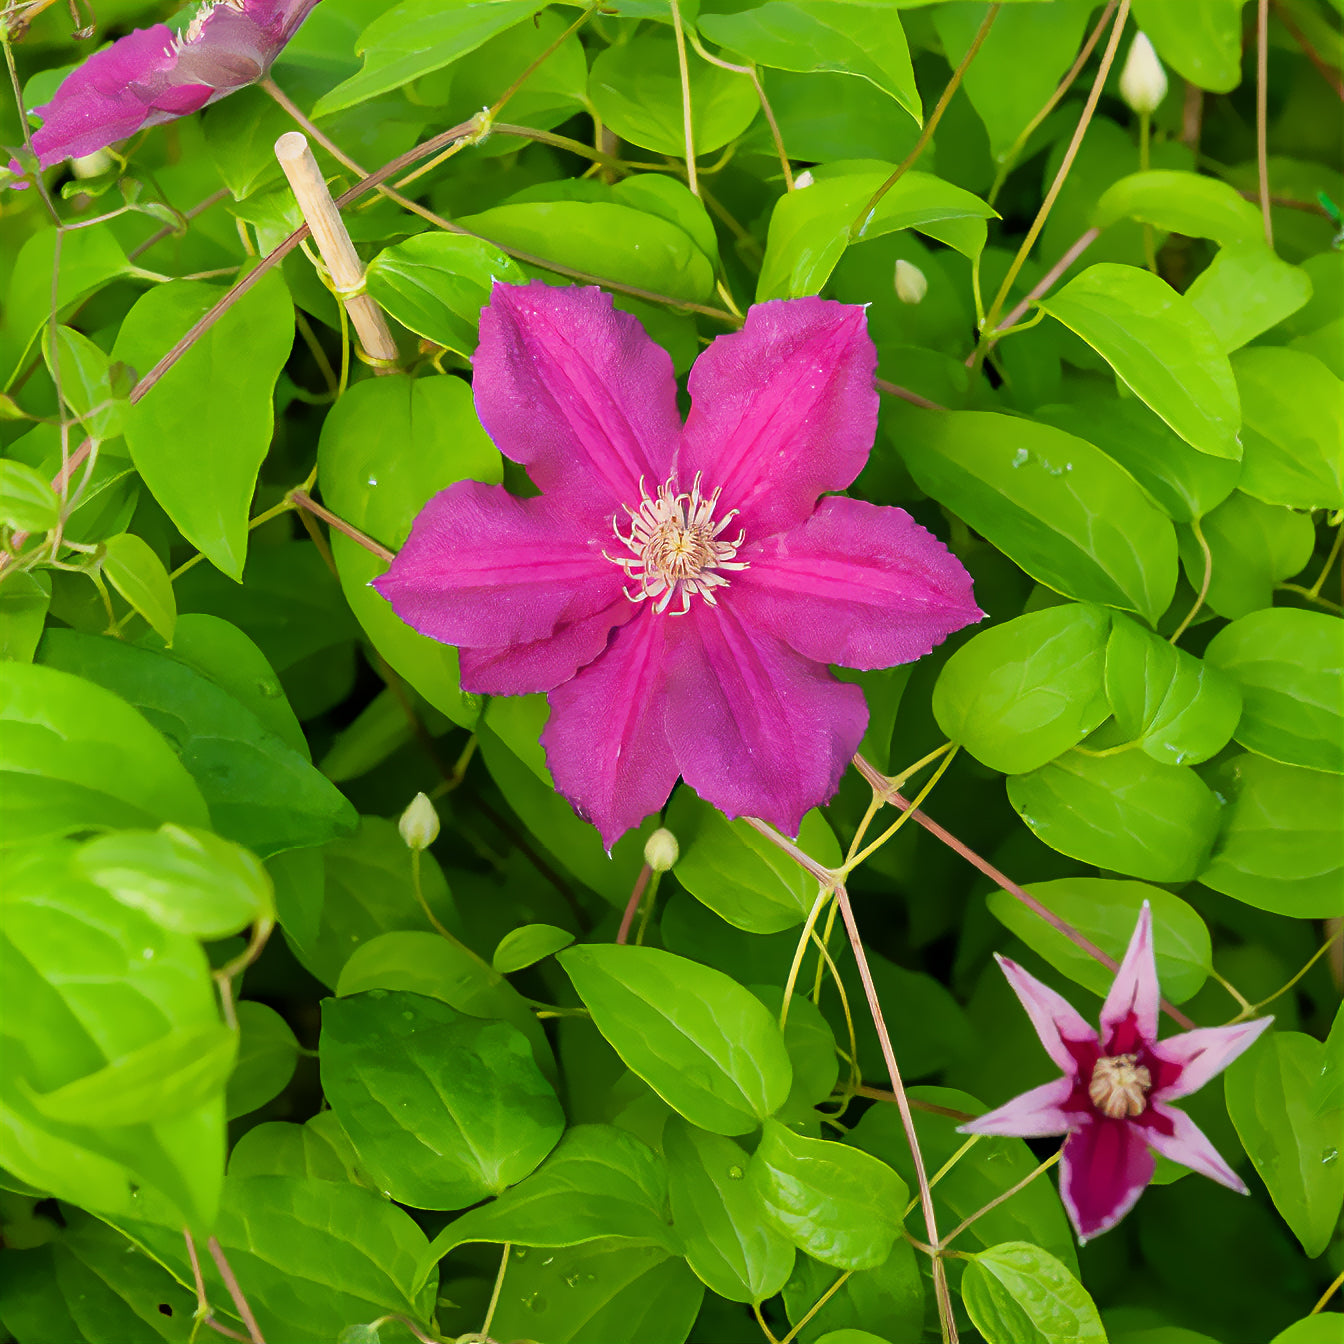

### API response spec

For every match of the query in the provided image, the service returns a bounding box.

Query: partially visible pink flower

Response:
[375,281,981,846]
[7,0,321,176]
[961,904,1272,1242]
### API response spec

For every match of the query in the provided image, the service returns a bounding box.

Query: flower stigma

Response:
[606,473,747,615]
[1088,1053,1152,1119]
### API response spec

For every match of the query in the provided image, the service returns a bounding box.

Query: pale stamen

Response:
[1088,1053,1152,1119]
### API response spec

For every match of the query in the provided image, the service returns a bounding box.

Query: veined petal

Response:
[373,480,625,651]
[996,955,1098,1077]
[959,1077,1078,1138]
[679,299,878,537]
[541,613,680,849]
[1149,1018,1274,1101]
[664,603,867,837]
[1059,1119,1154,1242]
[1100,903,1160,1055]
[474,283,681,510]
[1142,1103,1247,1193]
[733,497,982,669]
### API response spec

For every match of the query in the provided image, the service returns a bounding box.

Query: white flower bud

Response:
[644,827,679,872]
[793,170,814,190]
[894,259,928,305]
[71,149,114,179]
[1119,33,1167,115]
[398,792,439,851]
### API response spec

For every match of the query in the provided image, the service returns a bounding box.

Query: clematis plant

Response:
[376,281,981,845]
[6,0,321,176]
[961,904,1273,1242]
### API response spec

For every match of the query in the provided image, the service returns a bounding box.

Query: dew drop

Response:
[727,1165,744,1181]
[366,475,379,487]
[141,947,155,959]
[1322,1148,1338,1166]
[564,1272,583,1288]
[1011,447,1029,467]
[513,1247,528,1260]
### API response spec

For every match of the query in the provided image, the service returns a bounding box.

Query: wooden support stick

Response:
[273,130,399,371]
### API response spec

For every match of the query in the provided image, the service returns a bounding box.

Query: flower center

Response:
[607,474,747,615]
[1088,1053,1152,1119]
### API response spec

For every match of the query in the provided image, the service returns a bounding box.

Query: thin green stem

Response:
[780,889,835,1031]
[1310,1267,1344,1315]
[1237,930,1342,1020]
[778,1270,853,1344]
[843,745,958,873]
[1170,514,1212,643]
[1308,523,1343,599]
[939,1152,1060,1248]
[669,0,698,197]
[480,1244,510,1341]
[411,849,454,941]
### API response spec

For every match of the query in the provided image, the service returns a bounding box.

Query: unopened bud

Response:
[644,827,679,873]
[794,170,814,190]
[72,149,114,179]
[1119,32,1167,114]
[894,259,928,305]
[399,792,439,851]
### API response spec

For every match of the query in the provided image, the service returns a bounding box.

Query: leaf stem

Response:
[616,863,653,945]
[778,1269,853,1344]
[207,1238,266,1344]
[1256,0,1275,248]
[939,1151,1060,1248]
[1169,514,1212,644]
[668,0,698,197]
[289,489,393,562]
[481,1243,510,1341]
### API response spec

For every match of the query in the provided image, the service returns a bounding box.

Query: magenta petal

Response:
[1149,1018,1273,1101]
[679,299,878,537]
[541,614,680,848]
[474,283,681,508]
[959,1077,1078,1138]
[1142,1103,1247,1193]
[373,480,625,651]
[996,955,1098,1076]
[1059,1118,1154,1242]
[664,604,867,836]
[732,497,982,669]
[1100,903,1160,1055]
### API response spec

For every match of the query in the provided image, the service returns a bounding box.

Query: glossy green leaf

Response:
[895,408,1177,622]
[43,325,130,440]
[1008,748,1221,882]
[987,878,1211,1003]
[320,990,563,1209]
[227,1111,373,1187]
[0,569,51,664]
[933,603,1111,774]
[0,458,60,533]
[665,1116,794,1304]
[226,1001,299,1119]
[1094,170,1262,246]
[1200,755,1344,917]
[493,922,576,973]
[559,944,792,1135]
[747,1120,906,1271]
[962,1242,1105,1344]
[1186,245,1313,353]
[1037,264,1241,459]
[1205,608,1343,774]
[1130,0,1246,92]
[113,274,294,580]
[1270,1318,1344,1344]
[1226,1032,1344,1258]
[100,533,176,644]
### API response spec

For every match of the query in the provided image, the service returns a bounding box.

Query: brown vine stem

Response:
[851,4,1003,239]
[182,1229,250,1342]
[1271,0,1344,99]
[289,489,393,562]
[207,1238,266,1344]
[615,863,653,945]
[875,375,946,411]
[1256,0,1274,248]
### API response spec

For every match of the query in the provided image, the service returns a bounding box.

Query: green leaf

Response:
[894,408,1177,622]
[0,458,60,533]
[701,2,919,123]
[365,233,526,356]
[962,1242,1106,1344]
[1105,613,1242,765]
[0,569,51,663]
[987,878,1211,1003]
[0,660,208,843]
[1036,264,1241,459]
[933,603,1111,774]
[1204,608,1343,774]
[113,273,294,579]
[493,922,576,973]
[747,1120,906,1272]
[1094,170,1263,247]
[667,789,842,933]
[100,532,176,644]
[1130,0,1247,92]
[320,990,564,1209]
[1226,1032,1344,1258]
[665,1116,795,1303]
[1186,245,1313,353]
[226,1001,300,1119]
[1200,755,1344,917]
[1270,1319,1344,1344]
[589,29,758,157]
[1230,347,1343,510]
[227,1111,373,1187]
[43,325,130,439]
[782,1244,923,1344]
[1008,749,1221,882]
[558,944,792,1135]
[39,629,356,858]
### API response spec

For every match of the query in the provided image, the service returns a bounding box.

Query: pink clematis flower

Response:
[7,0,321,176]
[961,904,1273,1242]
[375,281,981,846]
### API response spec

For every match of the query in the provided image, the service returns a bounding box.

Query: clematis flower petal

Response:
[1148,1018,1273,1101]
[1059,1119,1154,1242]
[960,1076,1079,1138]
[996,955,1098,1076]
[1100,902,1160,1054]
[1142,1103,1247,1193]
[732,496,983,670]
[678,298,878,538]
[373,480,626,653]
[663,603,867,837]
[541,614,680,849]
[474,283,681,507]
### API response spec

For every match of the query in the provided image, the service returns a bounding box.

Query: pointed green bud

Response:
[894,259,928,305]
[644,827,679,873]
[398,792,440,851]
[1120,32,1167,114]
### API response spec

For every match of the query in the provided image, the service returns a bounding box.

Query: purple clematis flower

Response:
[7,0,321,176]
[375,281,981,846]
[961,904,1273,1242]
